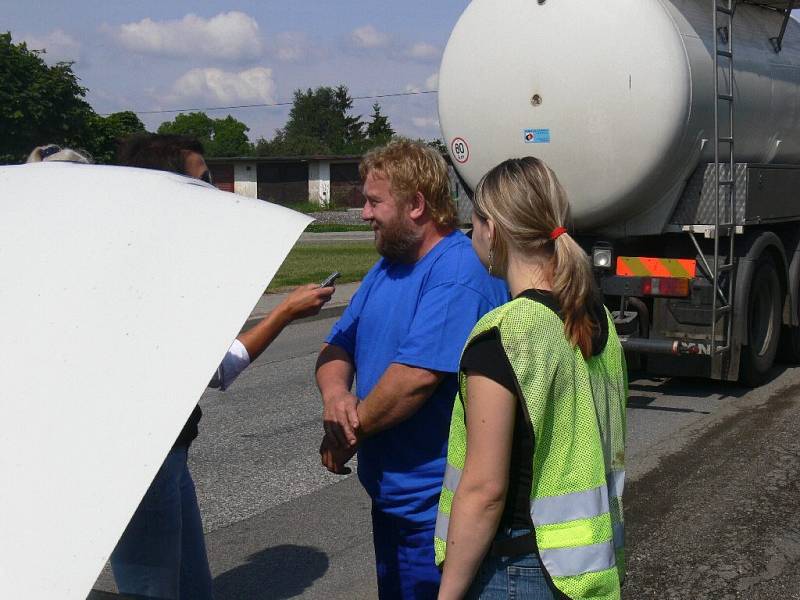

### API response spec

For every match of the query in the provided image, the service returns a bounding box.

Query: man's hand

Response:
[320,433,357,475]
[280,283,335,321]
[322,390,360,448]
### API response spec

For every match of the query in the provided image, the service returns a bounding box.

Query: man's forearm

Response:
[356,363,443,438]
[317,343,360,447]
[316,343,355,398]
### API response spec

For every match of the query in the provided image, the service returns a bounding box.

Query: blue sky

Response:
[4,1,471,141]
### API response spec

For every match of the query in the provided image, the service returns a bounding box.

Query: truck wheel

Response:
[739,255,782,386]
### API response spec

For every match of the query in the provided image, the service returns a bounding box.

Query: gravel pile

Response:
[307,209,364,225]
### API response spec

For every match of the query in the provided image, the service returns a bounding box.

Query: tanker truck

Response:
[439,0,800,385]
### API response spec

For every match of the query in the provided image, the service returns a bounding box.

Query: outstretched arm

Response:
[212,284,334,391]
[239,284,334,362]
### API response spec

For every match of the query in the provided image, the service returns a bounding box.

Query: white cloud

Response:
[113,12,262,61]
[21,29,81,64]
[168,67,277,106]
[350,25,391,49]
[405,73,439,95]
[413,117,440,129]
[406,42,440,62]
[425,72,439,91]
[274,31,312,62]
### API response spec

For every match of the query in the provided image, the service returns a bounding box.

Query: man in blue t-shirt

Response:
[316,140,507,599]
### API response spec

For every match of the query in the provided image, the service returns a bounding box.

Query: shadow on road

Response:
[627,394,711,414]
[628,375,750,399]
[213,544,328,600]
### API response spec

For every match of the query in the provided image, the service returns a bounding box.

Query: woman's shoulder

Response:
[471,296,562,339]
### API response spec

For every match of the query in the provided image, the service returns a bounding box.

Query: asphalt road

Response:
[91,315,800,599]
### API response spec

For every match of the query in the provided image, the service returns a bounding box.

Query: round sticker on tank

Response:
[451,137,470,164]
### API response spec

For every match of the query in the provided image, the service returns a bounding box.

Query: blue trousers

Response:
[466,529,560,600]
[110,446,213,600]
[371,507,441,599]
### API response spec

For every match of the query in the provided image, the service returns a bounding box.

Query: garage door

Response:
[209,164,234,193]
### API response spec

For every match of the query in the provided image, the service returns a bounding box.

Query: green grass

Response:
[304,223,372,233]
[268,242,378,291]
[283,201,343,214]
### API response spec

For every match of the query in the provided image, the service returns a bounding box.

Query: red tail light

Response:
[642,277,690,297]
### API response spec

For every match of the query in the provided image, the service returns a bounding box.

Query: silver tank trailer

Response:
[438,0,800,236]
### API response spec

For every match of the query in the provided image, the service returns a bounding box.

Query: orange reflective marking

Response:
[616,257,696,278]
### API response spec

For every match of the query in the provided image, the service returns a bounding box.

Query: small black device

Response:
[319,271,341,288]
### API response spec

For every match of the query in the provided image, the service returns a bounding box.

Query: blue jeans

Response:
[110,446,213,600]
[466,530,559,600]
[371,507,441,599]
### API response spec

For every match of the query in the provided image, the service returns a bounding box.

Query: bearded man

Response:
[316,139,508,599]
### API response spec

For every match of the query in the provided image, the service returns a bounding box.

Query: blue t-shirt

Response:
[326,230,508,526]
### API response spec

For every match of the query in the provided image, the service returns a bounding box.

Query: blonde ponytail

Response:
[474,157,599,358]
[551,233,597,359]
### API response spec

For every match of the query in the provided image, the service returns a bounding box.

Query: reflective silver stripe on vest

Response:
[539,539,616,577]
[435,511,450,540]
[608,470,625,499]
[531,484,609,526]
[442,464,462,492]
[613,522,624,550]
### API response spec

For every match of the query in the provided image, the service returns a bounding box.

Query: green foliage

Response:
[366,103,394,146]
[256,85,395,157]
[211,115,253,156]
[157,112,254,157]
[426,138,448,155]
[86,111,146,164]
[0,32,94,164]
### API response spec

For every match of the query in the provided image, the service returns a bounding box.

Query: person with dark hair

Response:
[111,133,335,600]
[434,157,627,600]
[316,139,508,598]
[116,133,208,180]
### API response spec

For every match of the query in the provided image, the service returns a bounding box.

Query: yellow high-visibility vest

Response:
[435,295,627,600]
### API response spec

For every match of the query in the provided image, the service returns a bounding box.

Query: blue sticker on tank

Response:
[524,128,550,143]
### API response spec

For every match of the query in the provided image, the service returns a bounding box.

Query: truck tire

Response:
[739,255,782,386]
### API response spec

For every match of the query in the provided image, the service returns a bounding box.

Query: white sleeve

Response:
[208,338,251,391]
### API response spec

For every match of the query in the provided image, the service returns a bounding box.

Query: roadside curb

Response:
[240,303,348,332]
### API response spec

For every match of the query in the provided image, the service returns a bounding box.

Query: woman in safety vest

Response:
[435,157,627,599]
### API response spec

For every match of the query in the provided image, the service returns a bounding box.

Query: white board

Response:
[0,163,312,599]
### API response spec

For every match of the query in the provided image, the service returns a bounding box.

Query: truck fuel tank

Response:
[438,0,800,235]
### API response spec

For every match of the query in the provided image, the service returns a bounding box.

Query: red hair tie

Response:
[550,227,567,240]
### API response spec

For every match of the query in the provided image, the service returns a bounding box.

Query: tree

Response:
[158,112,253,157]
[0,32,94,164]
[258,85,369,156]
[255,130,331,157]
[157,112,215,146]
[366,103,394,146]
[210,115,253,157]
[426,139,448,156]
[86,111,146,164]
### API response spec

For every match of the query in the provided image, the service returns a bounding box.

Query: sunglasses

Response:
[200,170,213,185]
